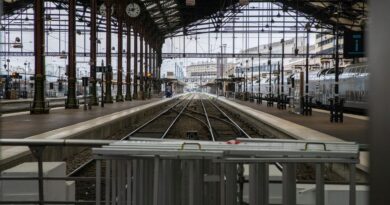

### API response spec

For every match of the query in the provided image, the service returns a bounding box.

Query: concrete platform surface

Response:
[212,95,369,172]
[223,97,368,144]
[0,98,162,139]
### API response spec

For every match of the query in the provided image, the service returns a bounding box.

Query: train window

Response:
[327,68,335,75]
[319,69,329,76]
[363,66,368,73]
[59,82,63,91]
[357,67,364,74]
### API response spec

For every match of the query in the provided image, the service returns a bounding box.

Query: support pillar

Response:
[139,34,145,100]
[133,31,138,100]
[157,47,162,92]
[125,24,132,101]
[104,0,113,103]
[144,42,148,98]
[369,2,390,204]
[249,163,268,205]
[31,0,49,114]
[303,28,312,115]
[282,163,296,205]
[152,47,156,95]
[152,47,156,78]
[148,45,152,98]
[115,5,124,102]
[65,0,79,109]
[89,0,98,105]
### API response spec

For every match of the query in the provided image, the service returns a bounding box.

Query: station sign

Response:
[82,77,89,87]
[343,30,365,58]
[96,65,112,73]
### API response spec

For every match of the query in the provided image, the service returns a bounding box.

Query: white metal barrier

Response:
[93,138,360,205]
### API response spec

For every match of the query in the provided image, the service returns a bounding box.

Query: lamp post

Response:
[24,62,27,98]
[3,63,7,98]
[251,57,254,101]
[101,59,105,108]
[240,62,243,92]
[245,59,248,94]
[7,59,10,77]
[6,59,10,99]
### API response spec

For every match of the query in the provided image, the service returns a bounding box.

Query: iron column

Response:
[125,24,132,101]
[104,0,113,103]
[89,0,98,105]
[305,27,310,115]
[139,33,144,100]
[65,0,79,109]
[145,42,148,98]
[116,5,124,102]
[133,31,138,100]
[31,0,49,113]
[335,26,340,108]
[148,43,152,98]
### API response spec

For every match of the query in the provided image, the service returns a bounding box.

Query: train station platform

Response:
[0,95,183,170]
[216,96,368,144]
[1,97,164,139]
[209,94,369,172]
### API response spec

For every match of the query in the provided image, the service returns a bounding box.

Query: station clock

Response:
[126,3,141,18]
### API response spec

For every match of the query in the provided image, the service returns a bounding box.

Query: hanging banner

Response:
[186,0,195,6]
[239,0,249,6]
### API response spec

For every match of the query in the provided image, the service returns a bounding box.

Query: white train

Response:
[244,63,369,113]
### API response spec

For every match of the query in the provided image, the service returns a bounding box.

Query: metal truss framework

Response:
[0,0,366,115]
[0,51,336,59]
[2,0,367,40]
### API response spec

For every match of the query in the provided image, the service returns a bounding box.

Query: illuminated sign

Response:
[343,30,365,58]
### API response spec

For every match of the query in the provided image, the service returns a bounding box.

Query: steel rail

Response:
[206,97,253,139]
[200,98,243,139]
[170,109,211,134]
[120,94,191,140]
[200,96,215,141]
[67,158,94,177]
[160,95,195,139]
[185,108,238,128]
[69,95,193,177]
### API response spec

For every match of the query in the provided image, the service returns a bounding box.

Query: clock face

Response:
[99,4,114,17]
[126,3,141,18]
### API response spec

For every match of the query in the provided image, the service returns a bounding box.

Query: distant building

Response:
[313,33,366,68]
[236,37,309,78]
[161,61,184,80]
[186,61,217,79]
[184,61,235,90]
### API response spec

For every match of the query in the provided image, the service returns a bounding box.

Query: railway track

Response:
[66,93,366,201]
[69,93,261,174]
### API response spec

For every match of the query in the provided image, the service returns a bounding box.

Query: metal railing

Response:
[93,138,360,205]
[0,139,114,205]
